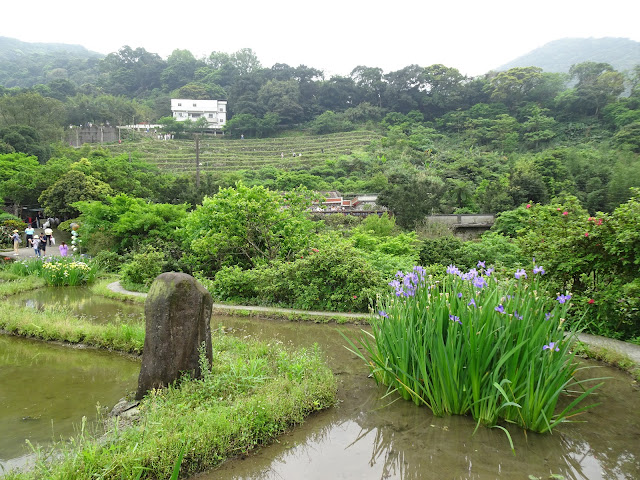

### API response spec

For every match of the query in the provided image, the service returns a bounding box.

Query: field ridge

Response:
[104,130,381,173]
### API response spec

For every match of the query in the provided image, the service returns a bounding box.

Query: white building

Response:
[171,99,227,129]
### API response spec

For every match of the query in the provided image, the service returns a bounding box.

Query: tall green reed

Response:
[344,263,602,434]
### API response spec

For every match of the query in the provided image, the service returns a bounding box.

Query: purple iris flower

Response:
[545,312,553,321]
[495,304,505,314]
[485,268,494,277]
[556,294,572,304]
[446,265,461,276]
[457,292,463,298]
[513,310,523,320]
[449,314,462,325]
[477,260,486,269]
[473,276,487,289]
[515,268,527,280]
[543,342,560,352]
[468,298,476,307]
[378,310,389,318]
[533,265,546,275]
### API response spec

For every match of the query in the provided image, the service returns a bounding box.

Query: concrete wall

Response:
[66,126,120,147]
[425,214,495,225]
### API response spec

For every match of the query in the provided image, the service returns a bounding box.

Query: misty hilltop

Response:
[496,37,640,73]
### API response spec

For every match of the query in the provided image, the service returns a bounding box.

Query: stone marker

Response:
[136,272,213,400]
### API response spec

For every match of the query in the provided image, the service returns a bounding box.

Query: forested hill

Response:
[497,37,640,74]
[0,36,103,88]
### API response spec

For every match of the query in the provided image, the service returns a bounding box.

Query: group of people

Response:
[8,224,68,258]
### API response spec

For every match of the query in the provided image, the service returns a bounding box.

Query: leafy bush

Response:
[184,183,315,272]
[456,232,526,270]
[512,192,640,339]
[92,250,125,273]
[211,242,384,312]
[419,236,464,266]
[120,246,166,289]
[1,215,26,247]
[210,265,259,302]
[73,194,189,255]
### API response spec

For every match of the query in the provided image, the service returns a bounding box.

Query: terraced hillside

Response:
[105,131,381,173]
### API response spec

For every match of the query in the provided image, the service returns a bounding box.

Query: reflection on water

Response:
[2,288,639,479]
[7,287,144,324]
[199,317,640,480]
[0,335,140,471]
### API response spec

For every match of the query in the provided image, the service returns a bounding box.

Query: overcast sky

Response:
[4,0,639,77]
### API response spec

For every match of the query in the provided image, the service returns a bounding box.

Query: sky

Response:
[3,0,639,77]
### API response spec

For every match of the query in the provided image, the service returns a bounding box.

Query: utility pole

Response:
[195,134,200,189]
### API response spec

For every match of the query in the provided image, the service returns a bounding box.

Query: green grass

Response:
[0,275,46,297]
[0,302,145,354]
[89,276,146,304]
[573,342,640,383]
[4,334,337,480]
[104,131,380,173]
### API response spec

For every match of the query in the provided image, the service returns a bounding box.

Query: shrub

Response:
[210,242,384,312]
[120,246,165,288]
[456,232,526,270]
[210,266,259,302]
[92,250,125,273]
[419,236,463,266]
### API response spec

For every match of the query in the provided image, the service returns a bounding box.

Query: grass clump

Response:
[89,276,146,304]
[0,275,46,297]
[344,263,603,436]
[0,303,145,354]
[5,333,337,479]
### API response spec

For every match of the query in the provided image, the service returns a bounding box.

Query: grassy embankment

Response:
[0,275,337,479]
[106,130,380,173]
[3,333,336,480]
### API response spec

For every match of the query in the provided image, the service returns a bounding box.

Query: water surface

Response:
[7,287,144,324]
[0,336,140,472]
[3,288,639,479]
[198,317,640,480]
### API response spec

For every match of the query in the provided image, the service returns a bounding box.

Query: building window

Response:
[192,113,201,118]
[219,108,224,112]
[177,103,182,106]
[193,103,197,107]
[208,113,213,118]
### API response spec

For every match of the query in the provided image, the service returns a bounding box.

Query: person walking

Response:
[59,241,68,257]
[32,235,41,257]
[10,230,21,255]
[25,224,34,246]
[44,225,53,246]
[38,233,47,256]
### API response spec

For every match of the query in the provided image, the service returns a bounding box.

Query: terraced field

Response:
[104,130,381,173]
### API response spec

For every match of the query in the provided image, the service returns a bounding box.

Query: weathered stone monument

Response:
[136,272,213,400]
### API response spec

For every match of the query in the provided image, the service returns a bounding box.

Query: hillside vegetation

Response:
[497,37,640,74]
[106,130,380,173]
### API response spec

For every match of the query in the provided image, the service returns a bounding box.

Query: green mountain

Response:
[496,37,640,73]
[0,36,103,88]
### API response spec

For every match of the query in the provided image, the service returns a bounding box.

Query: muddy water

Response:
[0,335,140,472]
[199,317,640,480]
[7,288,144,324]
[2,288,639,479]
